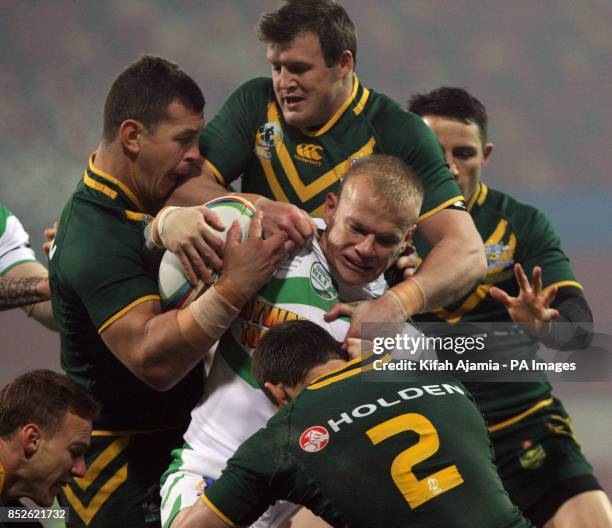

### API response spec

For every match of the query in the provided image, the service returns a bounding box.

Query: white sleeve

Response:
[0,210,37,274]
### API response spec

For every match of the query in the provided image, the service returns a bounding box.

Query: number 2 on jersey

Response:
[366,413,464,508]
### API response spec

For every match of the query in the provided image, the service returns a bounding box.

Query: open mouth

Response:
[283,95,305,109]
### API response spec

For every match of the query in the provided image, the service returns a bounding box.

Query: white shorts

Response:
[160,444,298,528]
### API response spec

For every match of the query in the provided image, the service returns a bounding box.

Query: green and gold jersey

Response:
[414,183,582,423]
[203,359,531,528]
[48,155,203,430]
[200,76,463,219]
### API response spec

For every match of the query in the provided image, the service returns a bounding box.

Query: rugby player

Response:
[408,86,612,528]
[165,0,487,338]
[160,155,424,527]
[173,320,533,528]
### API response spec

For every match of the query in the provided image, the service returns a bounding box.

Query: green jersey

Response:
[203,359,530,528]
[414,183,582,423]
[49,155,203,430]
[200,76,463,219]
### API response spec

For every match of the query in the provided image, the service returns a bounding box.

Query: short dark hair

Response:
[0,370,98,438]
[257,0,357,67]
[102,55,205,142]
[252,320,348,402]
[337,154,424,227]
[407,87,489,145]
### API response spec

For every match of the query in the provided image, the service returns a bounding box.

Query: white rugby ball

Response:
[158,196,255,310]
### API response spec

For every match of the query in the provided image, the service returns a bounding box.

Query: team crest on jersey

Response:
[299,426,330,452]
[294,143,323,166]
[254,122,284,160]
[519,441,546,470]
[484,242,515,279]
[310,262,337,301]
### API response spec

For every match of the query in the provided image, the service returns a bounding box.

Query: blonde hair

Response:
[338,155,423,227]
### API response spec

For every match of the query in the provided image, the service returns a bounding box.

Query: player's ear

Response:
[264,382,291,407]
[403,224,417,246]
[323,192,339,226]
[21,423,41,457]
[483,142,494,164]
[337,50,354,78]
[119,119,142,155]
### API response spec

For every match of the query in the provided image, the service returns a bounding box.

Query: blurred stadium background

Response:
[1,0,610,493]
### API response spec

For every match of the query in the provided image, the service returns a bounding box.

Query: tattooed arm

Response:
[1,261,57,330]
[0,275,50,309]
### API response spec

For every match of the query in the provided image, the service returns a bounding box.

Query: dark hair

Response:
[257,0,357,67]
[102,55,205,142]
[337,154,424,227]
[407,87,489,145]
[252,320,348,402]
[0,370,98,438]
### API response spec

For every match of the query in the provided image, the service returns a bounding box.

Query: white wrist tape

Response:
[188,284,240,340]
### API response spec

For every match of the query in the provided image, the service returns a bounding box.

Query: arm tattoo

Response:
[0,276,49,311]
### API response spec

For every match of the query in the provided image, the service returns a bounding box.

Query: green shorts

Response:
[59,427,184,527]
[488,397,602,526]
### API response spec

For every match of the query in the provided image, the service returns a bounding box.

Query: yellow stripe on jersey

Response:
[476,183,489,207]
[75,437,129,492]
[201,494,239,527]
[88,154,146,212]
[300,74,361,137]
[548,280,583,291]
[124,210,148,222]
[260,104,376,210]
[98,295,160,334]
[417,195,465,223]
[488,398,554,433]
[466,183,489,212]
[62,463,128,525]
[204,158,226,186]
[84,171,118,200]
[91,427,173,437]
[307,356,363,387]
[353,86,370,116]
[431,219,516,323]
[307,365,362,390]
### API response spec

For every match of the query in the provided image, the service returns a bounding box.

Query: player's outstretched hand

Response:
[489,263,559,339]
[254,197,317,246]
[325,292,407,341]
[42,222,58,256]
[222,212,290,299]
[156,206,226,286]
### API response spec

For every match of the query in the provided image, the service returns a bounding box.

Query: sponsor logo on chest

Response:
[310,262,337,300]
[294,143,324,166]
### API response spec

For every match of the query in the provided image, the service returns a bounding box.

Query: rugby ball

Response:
[158,196,256,310]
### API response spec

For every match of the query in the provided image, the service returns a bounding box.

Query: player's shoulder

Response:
[484,185,551,231]
[364,87,425,128]
[231,77,274,102]
[0,204,20,238]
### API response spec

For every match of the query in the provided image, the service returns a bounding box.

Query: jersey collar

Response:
[297,74,369,138]
[85,153,146,213]
[467,182,489,213]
